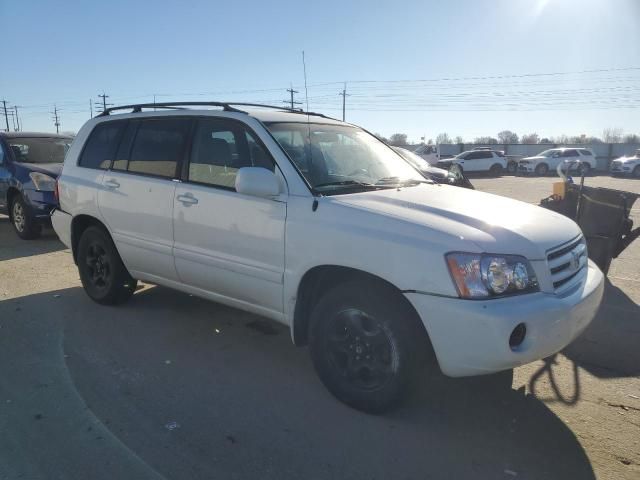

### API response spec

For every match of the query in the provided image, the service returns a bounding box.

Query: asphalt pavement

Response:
[0,174,638,480]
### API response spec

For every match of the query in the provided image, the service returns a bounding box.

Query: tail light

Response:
[54,178,60,204]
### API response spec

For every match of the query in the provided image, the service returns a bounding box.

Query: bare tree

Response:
[453,135,464,144]
[497,130,518,144]
[374,132,389,143]
[602,127,624,143]
[435,132,451,144]
[473,136,498,145]
[521,133,540,144]
[388,133,408,146]
[623,133,640,144]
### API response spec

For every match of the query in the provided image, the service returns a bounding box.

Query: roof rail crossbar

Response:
[97,101,305,116]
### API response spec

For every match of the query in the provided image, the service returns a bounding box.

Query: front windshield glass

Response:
[393,147,431,170]
[7,137,72,164]
[265,122,423,193]
[537,149,557,157]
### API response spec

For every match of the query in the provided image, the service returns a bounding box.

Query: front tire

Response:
[535,163,549,176]
[77,226,137,305]
[11,194,41,240]
[309,280,426,413]
[507,161,517,174]
[633,165,640,178]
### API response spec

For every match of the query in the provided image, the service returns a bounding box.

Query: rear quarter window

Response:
[78,122,126,169]
[578,149,593,156]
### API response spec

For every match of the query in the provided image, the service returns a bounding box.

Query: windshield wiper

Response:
[313,180,378,190]
[376,177,431,186]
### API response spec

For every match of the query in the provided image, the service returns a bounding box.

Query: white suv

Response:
[441,148,507,175]
[519,148,596,176]
[610,149,640,177]
[53,102,604,413]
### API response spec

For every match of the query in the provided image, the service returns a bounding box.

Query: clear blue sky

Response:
[1,0,639,142]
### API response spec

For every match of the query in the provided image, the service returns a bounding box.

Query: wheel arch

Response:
[292,265,426,347]
[6,187,21,220]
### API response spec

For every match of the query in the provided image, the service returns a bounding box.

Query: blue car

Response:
[0,132,73,239]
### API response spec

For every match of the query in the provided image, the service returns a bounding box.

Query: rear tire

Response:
[489,164,503,176]
[77,226,137,305]
[309,280,427,414]
[11,194,41,240]
[578,163,591,176]
[535,163,549,176]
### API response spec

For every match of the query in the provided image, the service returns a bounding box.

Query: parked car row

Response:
[411,144,639,178]
[1,106,606,414]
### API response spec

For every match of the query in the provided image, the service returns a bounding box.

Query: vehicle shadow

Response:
[0,216,65,261]
[22,285,595,480]
[561,278,640,378]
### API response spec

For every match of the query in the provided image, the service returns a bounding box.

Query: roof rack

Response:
[97,101,317,117]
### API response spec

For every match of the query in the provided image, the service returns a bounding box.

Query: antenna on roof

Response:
[302,51,309,113]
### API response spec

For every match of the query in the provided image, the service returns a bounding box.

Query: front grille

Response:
[547,236,587,292]
[611,161,622,168]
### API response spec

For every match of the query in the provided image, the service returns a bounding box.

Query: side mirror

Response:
[235,167,280,198]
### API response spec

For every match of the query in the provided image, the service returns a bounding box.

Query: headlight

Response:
[29,172,56,191]
[445,252,539,299]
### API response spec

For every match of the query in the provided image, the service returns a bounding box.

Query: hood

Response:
[522,156,545,162]
[331,184,581,260]
[15,162,63,177]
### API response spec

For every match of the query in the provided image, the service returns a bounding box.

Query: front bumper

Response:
[610,166,633,175]
[518,164,535,173]
[23,189,57,221]
[405,259,604,377]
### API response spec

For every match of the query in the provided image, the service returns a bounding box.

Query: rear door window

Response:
[578,149,593,156]
[127,118,190,178]
[562,149,578,157]
[78,121,126,169]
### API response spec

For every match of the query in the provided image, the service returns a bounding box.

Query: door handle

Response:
[104,179,120,189]
[177,193,198,206]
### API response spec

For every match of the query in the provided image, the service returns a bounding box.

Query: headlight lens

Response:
[29,172,56,191]
[446,253,539,299]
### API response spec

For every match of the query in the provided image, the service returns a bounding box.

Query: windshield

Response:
[393,147,431,170]
[265,122,423,193]
[537,149,557,157]
[7,137,72,164]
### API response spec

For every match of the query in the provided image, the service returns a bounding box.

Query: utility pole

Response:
[284,87,302,110]
[89,99,93,118]
[339,82,350,121]
[96,92,112,113]
[2,100,9,132]
[52,105,60,134]
[13,106,20,131]
[7,110,16,131]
